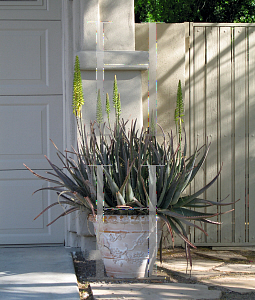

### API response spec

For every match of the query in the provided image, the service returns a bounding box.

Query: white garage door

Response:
[0,0,65,244]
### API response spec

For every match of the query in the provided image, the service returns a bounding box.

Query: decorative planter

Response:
[88,214,163,278]
[76,210,95,236]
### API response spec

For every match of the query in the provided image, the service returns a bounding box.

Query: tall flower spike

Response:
[175,80,184,144]
[113,75,119,121]
[96,89,103,125]
[105,92,111,126]
[174,80,184,170]
[116,93,121,122]
[72,56,84,117]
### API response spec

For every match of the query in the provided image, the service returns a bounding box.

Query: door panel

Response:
[0,0,61,20]
[0,170,64,244]
[0,21,62,95]
[0,96,63,170]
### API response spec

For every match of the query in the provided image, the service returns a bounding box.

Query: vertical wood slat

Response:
[245,30,250,244]
[193,26,206,244]
[205,26,219,243]
[187,23,195,245]
[185,22,191,171]
[248,28,255,243]
[234,27,247,244]
[219,27,234,244]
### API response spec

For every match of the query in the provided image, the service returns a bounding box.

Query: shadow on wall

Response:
[135,23,185,142]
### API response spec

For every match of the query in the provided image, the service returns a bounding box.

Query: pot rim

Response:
[88,214,163,226]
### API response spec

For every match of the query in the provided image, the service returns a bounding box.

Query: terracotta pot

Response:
[88,214,163,278]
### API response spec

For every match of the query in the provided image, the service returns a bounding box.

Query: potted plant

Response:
[24,62,235,278]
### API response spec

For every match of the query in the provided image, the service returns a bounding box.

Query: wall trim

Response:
[77,50,148,71]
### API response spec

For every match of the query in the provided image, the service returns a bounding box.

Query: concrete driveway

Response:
[0,246,80,300]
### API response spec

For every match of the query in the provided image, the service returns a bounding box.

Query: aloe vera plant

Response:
[24,74,236,266]
[24,116,236,264]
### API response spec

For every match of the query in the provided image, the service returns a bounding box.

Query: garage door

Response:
[0,0,65,244]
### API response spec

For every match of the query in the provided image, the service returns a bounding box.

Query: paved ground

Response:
[90,282,222,299]
[156,248,255,294]
[88,247,255,300]
[0,246,80,300]
[1,246,255,299]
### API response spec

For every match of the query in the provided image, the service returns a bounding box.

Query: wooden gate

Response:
[185,23,255,246]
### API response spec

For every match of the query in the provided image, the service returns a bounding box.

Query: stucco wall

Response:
[78,0,146,131]
[64,1,186,252]
[135,23,185,140]
[135,23,186,248]
[65,0,148,252]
